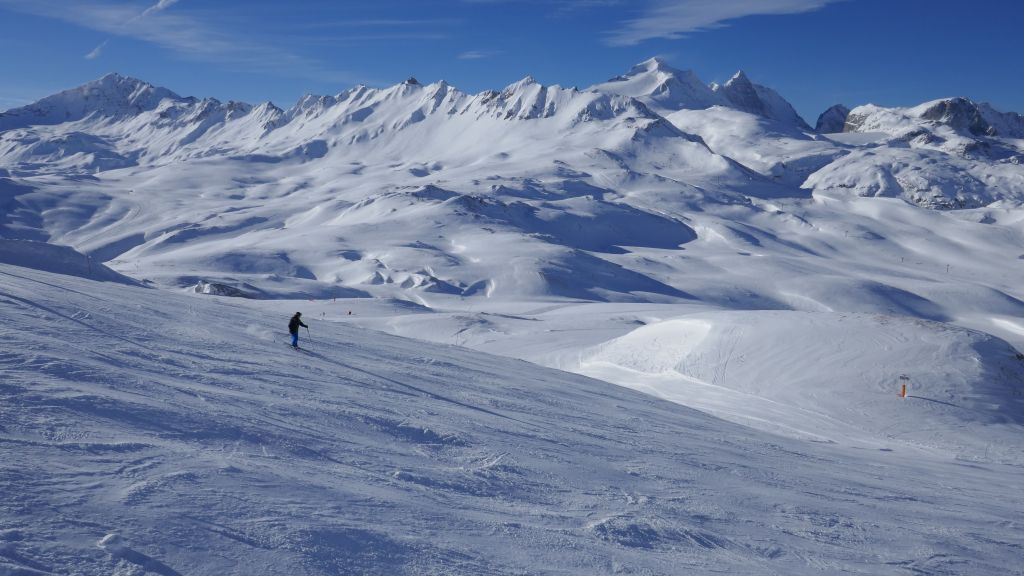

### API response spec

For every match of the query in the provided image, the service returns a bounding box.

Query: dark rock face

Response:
[979,102,1024,138]
[816,104,850,133]
[717,71,766,117]
[711,71,812,130]
[919,98,994,136]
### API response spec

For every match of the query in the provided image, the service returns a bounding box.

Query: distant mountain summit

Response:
[0,73,180,130]
[595,59,811,131]
[593,57,726,113]
[710,71,812,131]
[917,97,995,137]
[842,97,1024,142]
[711,71,763,115]
[912,97,1024,139]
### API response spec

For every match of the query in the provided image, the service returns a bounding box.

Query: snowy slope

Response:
[665,106,840,186]
[578,310,1024,456]
[0,238,138,284]
[3,261,1024,575]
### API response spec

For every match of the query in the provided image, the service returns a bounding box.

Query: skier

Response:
[288,312,308,348]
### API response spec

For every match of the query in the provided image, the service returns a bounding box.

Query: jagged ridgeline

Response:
[1,58,1022,299]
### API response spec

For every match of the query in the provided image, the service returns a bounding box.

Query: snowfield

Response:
[579,310,1024,457]
[3,58,1024,574]
[2,263,1023,575]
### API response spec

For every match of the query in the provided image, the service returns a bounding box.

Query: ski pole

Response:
[305,325,316,350]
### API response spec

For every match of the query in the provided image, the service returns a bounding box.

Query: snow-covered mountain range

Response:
[2,57,1022,302]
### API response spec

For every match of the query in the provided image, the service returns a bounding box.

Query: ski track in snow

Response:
[1,264,1023,575]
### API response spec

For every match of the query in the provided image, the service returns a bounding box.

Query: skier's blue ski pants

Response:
[291,332,299,347]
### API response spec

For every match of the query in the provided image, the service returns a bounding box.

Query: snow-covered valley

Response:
[2,58,1024,574]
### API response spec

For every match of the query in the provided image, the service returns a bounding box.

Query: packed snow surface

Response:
[2,263,1023,575]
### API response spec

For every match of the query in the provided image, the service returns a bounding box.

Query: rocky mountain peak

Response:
[713,70,765,117]
[816,104,851,133]
[918,97,994,137]
[629,56,678,76]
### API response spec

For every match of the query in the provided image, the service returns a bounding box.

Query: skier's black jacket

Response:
[289,314,308,334]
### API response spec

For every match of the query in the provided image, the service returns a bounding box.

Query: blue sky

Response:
[0,0,1021,123]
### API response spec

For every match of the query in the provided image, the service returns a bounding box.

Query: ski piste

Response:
[5,228,1024,575]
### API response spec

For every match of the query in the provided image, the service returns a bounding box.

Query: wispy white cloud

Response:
[295,18,462,30]
[461,0,623,14]
[84,39,108,60]
[606,0,843,46]
[275,17,456,45]
[285,33,450,47]
[82,0,179,59]
[458,50,502,60]
[138,0,179,20]
[0,0,362,85]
